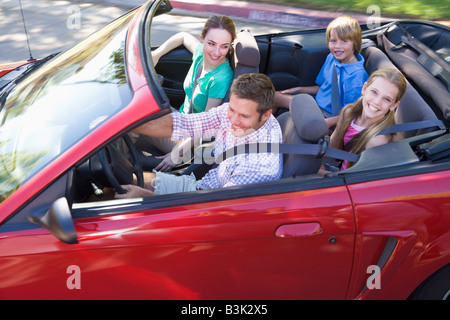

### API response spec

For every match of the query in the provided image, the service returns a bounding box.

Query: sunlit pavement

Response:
[0,0,129,63]
[0,0,297,64]
[1,0,447,64]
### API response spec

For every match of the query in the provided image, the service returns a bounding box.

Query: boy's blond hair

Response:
[326,16,363,55]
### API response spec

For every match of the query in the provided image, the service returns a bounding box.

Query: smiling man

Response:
[116,73,283,198]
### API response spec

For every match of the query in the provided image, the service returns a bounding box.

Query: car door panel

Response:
[0,180,355,299]
[345,169,450,299]
[74,185,355,299]
[154,47,192,109]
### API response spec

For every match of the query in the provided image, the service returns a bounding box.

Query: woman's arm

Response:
[204,97,224,112]
[152,32,200,65]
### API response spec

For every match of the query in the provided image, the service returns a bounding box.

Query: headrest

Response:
[234,29,260,67]
[289,94,328,142]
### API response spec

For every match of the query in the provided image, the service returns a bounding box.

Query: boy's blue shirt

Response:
[315,53,369,115]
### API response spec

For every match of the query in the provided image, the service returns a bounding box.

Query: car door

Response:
[0,172,355,299]
[344,166,450,300]
[154,47,192,109]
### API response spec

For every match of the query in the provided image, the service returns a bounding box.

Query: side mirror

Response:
[29,197,78,244]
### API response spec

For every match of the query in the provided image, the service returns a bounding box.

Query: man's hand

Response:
[154,153,176,172]
[154,138,195,171]
[114,185,155,199]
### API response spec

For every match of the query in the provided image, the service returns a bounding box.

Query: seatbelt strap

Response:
[377,119,444,135]
[344,120,444,153]
[214,120,444,165]
[215,141,360,165]
[331,64,341,116]
[188,62,203,114]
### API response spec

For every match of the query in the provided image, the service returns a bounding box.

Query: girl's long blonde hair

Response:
[334,68,407,166]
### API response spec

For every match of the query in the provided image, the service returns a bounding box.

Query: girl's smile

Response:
[358,77,400,126]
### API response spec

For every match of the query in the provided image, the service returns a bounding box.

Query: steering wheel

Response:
[98,134,144,194]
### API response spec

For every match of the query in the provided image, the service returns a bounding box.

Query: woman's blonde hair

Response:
[334,67,407,167]
[326,16,363,55]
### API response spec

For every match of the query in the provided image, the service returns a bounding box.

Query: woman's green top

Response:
[180,44,233,114]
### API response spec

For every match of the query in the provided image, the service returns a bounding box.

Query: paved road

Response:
[0,0,296,64]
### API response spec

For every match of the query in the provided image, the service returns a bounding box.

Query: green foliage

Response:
[254,0,449,20]
[0,140,47,203]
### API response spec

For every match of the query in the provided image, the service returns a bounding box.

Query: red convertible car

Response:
[0,0,449,300]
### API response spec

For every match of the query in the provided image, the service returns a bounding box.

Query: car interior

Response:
[71,20,450,204]
[152,21,449,167]
[2,13,449,246]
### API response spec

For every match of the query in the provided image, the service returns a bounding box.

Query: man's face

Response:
[227,94,271,137]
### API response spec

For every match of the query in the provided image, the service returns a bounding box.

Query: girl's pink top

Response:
[341,120,364,170]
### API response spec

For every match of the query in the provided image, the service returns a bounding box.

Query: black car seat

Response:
[277,94,329,178]
[379,24,450,125]
[224,29,260,102]
[233,29,260,75]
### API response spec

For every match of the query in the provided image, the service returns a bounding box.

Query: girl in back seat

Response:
[330,67,407,170]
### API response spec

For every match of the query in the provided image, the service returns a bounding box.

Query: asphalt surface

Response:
[0,0,129,64]
[2,0,448,65]
[0,0,304,64]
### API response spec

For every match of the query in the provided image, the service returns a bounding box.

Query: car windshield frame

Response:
[0,10,136,203]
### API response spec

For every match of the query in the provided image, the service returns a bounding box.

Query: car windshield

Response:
[0,10,135,203]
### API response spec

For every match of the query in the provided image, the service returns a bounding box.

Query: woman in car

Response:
[148,15,236,171]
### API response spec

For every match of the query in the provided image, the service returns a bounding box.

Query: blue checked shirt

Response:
[315,53,369,115]
[171,103,283,190]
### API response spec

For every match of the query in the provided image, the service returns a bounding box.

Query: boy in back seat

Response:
[273,16,369,128]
